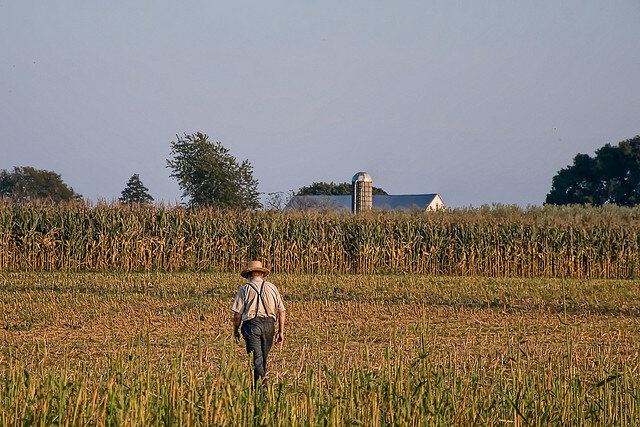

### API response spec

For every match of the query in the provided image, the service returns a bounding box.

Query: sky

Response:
[1,1,639,208]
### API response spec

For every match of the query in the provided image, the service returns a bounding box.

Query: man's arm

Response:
[275,310,285,344]
[233,312,242,342]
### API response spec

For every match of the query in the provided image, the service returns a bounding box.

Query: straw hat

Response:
[240,260,269,278]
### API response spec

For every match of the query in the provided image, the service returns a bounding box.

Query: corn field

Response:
[1,201,640,278]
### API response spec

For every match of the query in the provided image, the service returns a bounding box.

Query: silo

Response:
[352,171,373,213]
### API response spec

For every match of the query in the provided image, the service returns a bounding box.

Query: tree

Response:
[120,174,154,204]
[0,166,81,203]
[166,132,261,209]
[297,182,388,196]
[546,135,640,206]
[264,190,295,211]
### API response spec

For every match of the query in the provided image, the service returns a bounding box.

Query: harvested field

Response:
[2,272,639,424]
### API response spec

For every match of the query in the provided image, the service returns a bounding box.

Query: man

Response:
[231,260,286,386]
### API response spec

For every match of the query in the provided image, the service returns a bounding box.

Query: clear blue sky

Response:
[2,1,639,207]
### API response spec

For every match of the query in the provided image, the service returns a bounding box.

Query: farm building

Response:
[286,172,446,212]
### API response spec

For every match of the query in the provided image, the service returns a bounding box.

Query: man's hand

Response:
[232,312,242,344]
[276,310,285,344]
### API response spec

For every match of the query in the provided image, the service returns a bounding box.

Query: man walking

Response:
[231,260,286,387]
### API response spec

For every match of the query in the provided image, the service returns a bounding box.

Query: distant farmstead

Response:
[286,172,446,212]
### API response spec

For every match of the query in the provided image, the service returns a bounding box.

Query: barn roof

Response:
[373,194,440,210]
[286,194,442,211]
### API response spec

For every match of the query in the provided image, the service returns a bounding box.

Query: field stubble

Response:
[1,272,640,424]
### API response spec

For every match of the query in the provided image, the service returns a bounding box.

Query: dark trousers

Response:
[241,317,275,385]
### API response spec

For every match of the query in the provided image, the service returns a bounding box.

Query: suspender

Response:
[247,280,269,318]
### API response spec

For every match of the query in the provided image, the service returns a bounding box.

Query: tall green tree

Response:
[166,132,261,209]
[297,182,388,196]
[120,174,154,204]
[546,135,640,206]
[0,166,81,203]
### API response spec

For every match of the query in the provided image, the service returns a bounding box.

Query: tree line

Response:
[2,133,639,208]
[0,167,155,205]
[1,132,256,207]
[546,135,640,206]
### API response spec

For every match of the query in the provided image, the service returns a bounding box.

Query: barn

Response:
[286,172,446,212]
[286,194,445,212]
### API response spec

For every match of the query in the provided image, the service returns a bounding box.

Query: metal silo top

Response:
[352,171,372,183]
